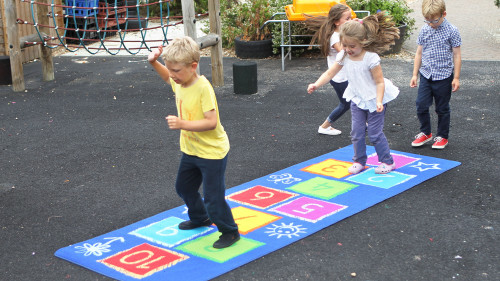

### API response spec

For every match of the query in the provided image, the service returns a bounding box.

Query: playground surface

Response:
[1,54,499,280]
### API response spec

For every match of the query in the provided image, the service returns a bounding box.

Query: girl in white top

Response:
[308,12,400,174]
[306,4,352,136]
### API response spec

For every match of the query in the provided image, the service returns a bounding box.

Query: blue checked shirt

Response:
[417,19,462,80]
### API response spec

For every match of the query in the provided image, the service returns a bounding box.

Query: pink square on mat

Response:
[270,197,347,223]
[366,153,420,169]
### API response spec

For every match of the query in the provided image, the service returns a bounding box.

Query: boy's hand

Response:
[410,75,418,88]
[166,115,182,130]
[148,46,163,63]
[452,78,460,92]
[307,83,317,94]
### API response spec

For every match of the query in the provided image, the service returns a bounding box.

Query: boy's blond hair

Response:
[161,36,200,65]
[422,0,446,18]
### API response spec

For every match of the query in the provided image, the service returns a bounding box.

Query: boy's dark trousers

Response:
[175,153,238,234]
[416,74,453,139]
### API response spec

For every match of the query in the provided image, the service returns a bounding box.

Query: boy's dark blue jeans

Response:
[416,74,453,139]
[175,153,238,234]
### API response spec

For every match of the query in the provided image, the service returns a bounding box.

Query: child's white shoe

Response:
[348,162,365,174]
[375,163,396,174]
[318,126,341,136]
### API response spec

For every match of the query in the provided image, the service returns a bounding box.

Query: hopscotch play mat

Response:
[55,145,460,280]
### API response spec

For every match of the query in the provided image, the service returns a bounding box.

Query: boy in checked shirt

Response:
[410,0,462,149]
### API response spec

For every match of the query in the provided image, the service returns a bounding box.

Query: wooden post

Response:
[208,0,223,87]
[181,0,197,40]
[4,0,25,91]
[181,0,198,73]
[36,0,54,81]
[0,0,9,55]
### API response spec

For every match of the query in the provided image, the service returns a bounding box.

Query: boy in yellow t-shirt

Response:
[148,37,239,249]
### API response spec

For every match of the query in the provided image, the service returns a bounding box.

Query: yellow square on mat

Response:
[232,206,282,235]
[301,159,354,178]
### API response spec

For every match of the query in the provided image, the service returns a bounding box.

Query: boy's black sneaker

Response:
[178,218,212,230]
[213,232,240,249]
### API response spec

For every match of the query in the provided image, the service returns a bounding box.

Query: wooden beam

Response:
[208,0,223,87]
[19,32,49,49]
[196,33,219,49]
[4,0,24,91]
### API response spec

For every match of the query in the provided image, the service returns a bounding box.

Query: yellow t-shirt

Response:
[170,76,229,159]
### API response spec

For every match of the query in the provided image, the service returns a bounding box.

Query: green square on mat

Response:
[175,232,265,263]
[287,177,358,200]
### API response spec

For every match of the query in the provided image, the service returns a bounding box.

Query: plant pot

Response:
[383,23,407,55]
[234,37,273,59]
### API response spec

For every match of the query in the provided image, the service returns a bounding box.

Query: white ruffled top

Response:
[327,32,347,83]
[337,50,399,112]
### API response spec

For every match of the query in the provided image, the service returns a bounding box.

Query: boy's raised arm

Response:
[148,46,171,84]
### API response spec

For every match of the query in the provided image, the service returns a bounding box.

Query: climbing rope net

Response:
[17,0,204,55]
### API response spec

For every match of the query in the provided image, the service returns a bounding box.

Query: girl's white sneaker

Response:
[318,126,341,136]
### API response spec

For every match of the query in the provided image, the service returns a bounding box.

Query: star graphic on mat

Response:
[409,162,442,172]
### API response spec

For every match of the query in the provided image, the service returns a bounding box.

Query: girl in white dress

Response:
[306,4,352,136]
[307,12,400,174]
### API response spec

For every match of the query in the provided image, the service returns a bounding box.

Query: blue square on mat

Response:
[346,168,416,189]
[129,216,214,248]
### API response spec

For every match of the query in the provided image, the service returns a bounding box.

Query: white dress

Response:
[337,50,399,112]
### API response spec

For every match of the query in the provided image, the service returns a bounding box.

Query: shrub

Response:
[346,0,415,41]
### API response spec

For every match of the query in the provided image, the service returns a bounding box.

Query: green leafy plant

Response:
[346,0,415,41]
[220,0,277,46]
[218,0,308,55]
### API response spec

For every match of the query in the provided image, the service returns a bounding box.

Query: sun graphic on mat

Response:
[265,222,307,238]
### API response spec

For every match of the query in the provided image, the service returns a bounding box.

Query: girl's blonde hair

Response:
[305,4,352,57]
[161,36,200,65]
[340,11,400,54]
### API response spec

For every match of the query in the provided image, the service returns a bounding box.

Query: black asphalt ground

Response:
[1,56,499,281]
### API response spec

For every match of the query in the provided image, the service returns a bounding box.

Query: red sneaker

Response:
[412,132,433,147]
[432,137,448,149]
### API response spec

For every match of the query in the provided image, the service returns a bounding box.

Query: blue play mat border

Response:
[55,145,460,280]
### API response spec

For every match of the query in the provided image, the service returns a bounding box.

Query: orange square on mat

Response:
[301,159,358,178]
